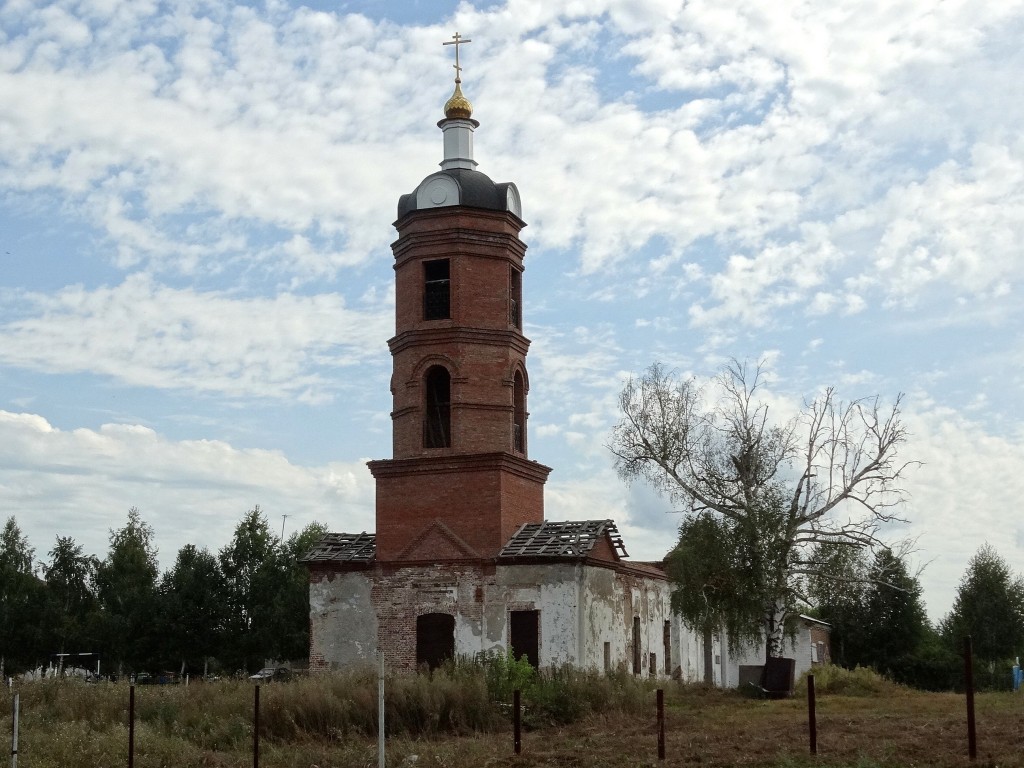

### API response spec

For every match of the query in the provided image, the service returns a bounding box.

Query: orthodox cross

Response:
[443,31,472,81]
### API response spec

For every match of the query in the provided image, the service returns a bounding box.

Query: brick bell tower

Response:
[367,37,551,562]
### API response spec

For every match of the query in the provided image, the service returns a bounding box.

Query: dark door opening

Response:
[510,610,539,668]
[416,613,455,669]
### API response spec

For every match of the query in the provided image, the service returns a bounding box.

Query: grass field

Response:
[2,668,1022,767]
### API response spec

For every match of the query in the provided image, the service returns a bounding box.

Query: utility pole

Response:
[280,514,289,541]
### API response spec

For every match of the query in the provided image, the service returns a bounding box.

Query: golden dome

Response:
[444,80,473,119]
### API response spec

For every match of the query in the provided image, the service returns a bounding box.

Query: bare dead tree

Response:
[609,360,914,657]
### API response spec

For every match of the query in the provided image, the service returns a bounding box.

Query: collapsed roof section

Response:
[300,532,376,564]
[499,519,628,560]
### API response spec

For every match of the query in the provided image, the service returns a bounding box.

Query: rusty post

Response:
[964,636,976,761]
[807,673,817,755]
[128,685,135,768]
[11,692,19,768]
[657,688,665,760]
[513,689,521,755]
[253,684,260,768]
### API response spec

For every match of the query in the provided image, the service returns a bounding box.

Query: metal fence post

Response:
[128,685,135,768]
[657,688,665,760]
[10,692,18,768]
[964,636,976,761]
[253,684,260,768]
[378,652,385,768]
[807,673,817,755]
[513,689,522,755]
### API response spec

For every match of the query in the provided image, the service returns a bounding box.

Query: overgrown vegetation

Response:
[794,665,901,697]
[3,667,1022,767]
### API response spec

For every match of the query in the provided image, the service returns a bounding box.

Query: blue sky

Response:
[2,0,1023,623]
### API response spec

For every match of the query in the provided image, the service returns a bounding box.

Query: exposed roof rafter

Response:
[300,532,376,563]
[499,519,628,560]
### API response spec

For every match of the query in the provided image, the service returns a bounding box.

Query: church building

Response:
[303,38,706,679]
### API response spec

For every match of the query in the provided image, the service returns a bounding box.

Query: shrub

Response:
[795,664,900,697]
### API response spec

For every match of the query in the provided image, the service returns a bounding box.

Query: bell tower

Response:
[368,37,551,562]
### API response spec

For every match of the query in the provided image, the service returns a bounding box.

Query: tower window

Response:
[513,371,526,453]
[509,267,522,329]
[423,366,451,448]
[424,259,450,320]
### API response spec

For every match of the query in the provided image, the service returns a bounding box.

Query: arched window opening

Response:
[416,613,455,669]
[509,267,522,329]
[423,366,451,448]
[513,371,526,453]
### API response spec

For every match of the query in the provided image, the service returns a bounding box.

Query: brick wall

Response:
[371,562,488,670]
[369,453,549,560]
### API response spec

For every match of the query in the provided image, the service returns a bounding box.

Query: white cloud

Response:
[0,276,390,401]
[900,405,1024,620]
[0,409,376,568]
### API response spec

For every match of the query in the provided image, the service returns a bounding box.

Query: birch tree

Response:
[610,360,912,657]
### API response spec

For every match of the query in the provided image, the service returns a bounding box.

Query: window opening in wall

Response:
[510,610,540,668]
[509,267,522,329]
[632,616,641,675]
[424,259,450,320]
[423,366,451,448]
[603,641,611,672]
[513,371,526,453]
[416,613,455,669]
[663,620,672,675]
[649,653,657,677]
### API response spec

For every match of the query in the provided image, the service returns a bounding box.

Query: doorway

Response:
[510,610,540,668]
[416,613,455,669]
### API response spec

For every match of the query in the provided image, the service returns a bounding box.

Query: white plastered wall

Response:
[308,562,708,681]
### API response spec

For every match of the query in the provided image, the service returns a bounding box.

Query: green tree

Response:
[273,522,327,663]
[611,360,911,656]
[809,545,929,676]
[665,513,751,682]
[0,517,44,675]
[42,536,99,666]
[95,508,160,674]
[158,544,226,676]
[219,506,288,672]
[864,548,929,675]
[941,544,1024,672]
[806,542,870,668]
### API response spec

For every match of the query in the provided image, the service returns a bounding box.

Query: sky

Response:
[1,0,1023,624]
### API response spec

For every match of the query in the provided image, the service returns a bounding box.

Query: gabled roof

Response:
[300,532,376,564]
[499,519,628,560]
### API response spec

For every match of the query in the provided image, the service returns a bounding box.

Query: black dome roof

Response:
[398,169,519,219]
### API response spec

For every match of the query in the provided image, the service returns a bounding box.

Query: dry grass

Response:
[3,670,1023,767]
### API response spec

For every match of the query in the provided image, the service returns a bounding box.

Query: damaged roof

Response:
[302,519,634,565]
[499,519,628,560]
[300,532,376,564]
